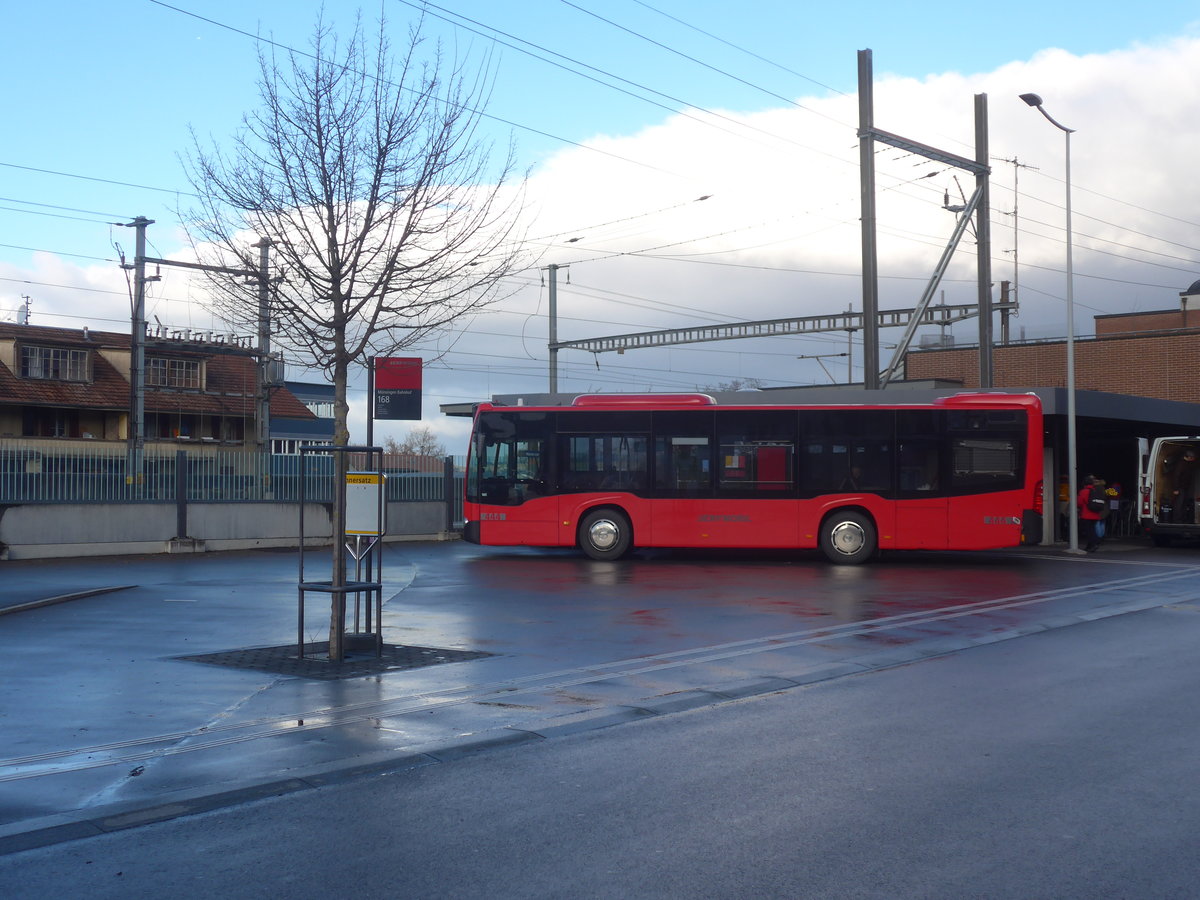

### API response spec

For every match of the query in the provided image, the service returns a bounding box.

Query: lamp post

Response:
[1020,92,1081,553]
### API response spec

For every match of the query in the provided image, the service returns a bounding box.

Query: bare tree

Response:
[183,10,527,658]
[383,424,446,457]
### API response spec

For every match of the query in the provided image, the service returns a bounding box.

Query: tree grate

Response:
[175,642,494,681]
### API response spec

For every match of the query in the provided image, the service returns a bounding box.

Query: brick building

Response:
[906,302,1200,404]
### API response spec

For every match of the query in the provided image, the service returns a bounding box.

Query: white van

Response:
[1137,436,1200,546]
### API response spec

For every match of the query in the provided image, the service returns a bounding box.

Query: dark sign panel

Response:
[374,357,422,420]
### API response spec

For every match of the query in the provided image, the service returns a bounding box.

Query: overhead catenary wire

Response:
[629,0,845,96]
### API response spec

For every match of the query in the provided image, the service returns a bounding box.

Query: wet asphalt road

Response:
[2,538,1200,858]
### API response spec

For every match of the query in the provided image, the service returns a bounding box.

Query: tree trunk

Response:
[328,357,351,661]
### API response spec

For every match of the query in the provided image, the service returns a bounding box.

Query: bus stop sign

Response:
[374,357,422,420]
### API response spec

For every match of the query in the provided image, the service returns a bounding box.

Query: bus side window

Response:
[515,440,546,499]
[798,409,893,495]
[653,411,714,496]
[950,438,1020,492]
[897,411,943,495]
[716,410,796,494]
[659,438,710,491]
[898,441,941,492]
[558,434,648,494]
[946,410,1025,494]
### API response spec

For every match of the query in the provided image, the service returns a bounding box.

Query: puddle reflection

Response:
[460,545,1037,633]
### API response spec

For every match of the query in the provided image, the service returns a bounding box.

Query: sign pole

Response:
[366,356,375,448]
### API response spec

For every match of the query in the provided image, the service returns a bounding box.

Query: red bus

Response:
[463,392,1044,564]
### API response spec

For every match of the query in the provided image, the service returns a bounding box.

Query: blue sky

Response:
[5,1,1200,441]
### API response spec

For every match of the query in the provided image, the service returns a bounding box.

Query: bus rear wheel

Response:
[579,508,632,560]
[819,510,876,565]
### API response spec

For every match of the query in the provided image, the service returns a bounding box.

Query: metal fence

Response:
[0,442,466,509]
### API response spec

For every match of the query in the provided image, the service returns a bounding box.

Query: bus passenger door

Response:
[896,434,947,549]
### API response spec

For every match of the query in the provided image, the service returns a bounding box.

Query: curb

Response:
[0,586,136,617]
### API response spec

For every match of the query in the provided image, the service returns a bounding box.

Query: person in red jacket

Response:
[1077,474,1103,552]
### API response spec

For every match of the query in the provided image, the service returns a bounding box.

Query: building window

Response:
[304,400,335,418]
[272,438,333,454]
[22,407,80,438]
[220,418,245,442]
[147,357,202,389]
[146,412,201,439]
[20,345,89,382]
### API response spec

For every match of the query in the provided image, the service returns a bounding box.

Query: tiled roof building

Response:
[0,322,314,445]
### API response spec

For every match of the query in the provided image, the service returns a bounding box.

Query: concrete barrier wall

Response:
[0,500,454,560]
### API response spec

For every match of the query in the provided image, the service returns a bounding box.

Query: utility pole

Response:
[974,93,993,389]
[121,217,157,495]
[998,157,1036,345]
[255,238,272,454]
[547,263,566,393]
[857,50,881,390]
[999,281,1012,344]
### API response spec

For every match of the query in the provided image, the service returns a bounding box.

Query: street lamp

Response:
[1020,92,1081,553]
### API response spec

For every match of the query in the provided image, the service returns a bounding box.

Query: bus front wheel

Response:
[819,510,876,565]
[579,508,632,560]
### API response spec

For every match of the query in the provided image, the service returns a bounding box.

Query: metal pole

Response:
[1000,281,1011,345]
[974,94,993,389]
[255,239,272,453]
[548,263,559,393]
[175,449,187,539]
[1020,93,1079,552]
[129,217,153,496]
[1064,125,1079,553]
[857,50,880,390]
[847,315,854,382]
[367,357,375,448]
[298,449,308,658]
[444,454,455,533]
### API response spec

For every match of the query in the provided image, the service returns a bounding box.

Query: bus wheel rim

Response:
[830,521,865,555]
[588,519,619,550]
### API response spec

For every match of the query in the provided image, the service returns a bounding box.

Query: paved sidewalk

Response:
[1,538,1192,856]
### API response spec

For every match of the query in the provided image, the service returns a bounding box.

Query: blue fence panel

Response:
[0,443,464,528]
